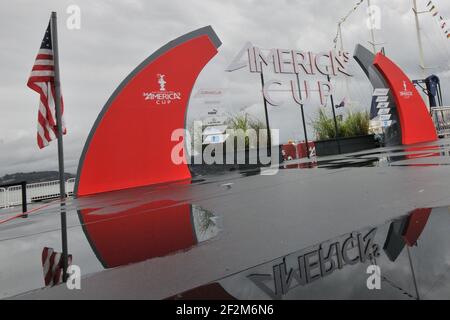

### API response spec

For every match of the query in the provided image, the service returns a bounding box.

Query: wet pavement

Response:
[2,138,450,299]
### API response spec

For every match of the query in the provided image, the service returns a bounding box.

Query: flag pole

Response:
[50,11,69,282]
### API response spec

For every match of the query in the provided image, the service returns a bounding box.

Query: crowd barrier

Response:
[431,106,450,136]
[0,178,75,209]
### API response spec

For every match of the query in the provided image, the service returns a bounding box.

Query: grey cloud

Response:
[1,0,450,175]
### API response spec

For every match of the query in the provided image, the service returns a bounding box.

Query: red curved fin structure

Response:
[75,26,221,196]
[373,53,437,145]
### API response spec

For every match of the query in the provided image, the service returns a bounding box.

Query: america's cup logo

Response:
[400,80,412,98]
[143,73,181,104]
[157,74,166,91]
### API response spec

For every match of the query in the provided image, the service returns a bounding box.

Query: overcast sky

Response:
[1,0,450,175]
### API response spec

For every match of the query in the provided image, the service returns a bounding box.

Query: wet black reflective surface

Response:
[1,139,450,299]
[171,206,450,300]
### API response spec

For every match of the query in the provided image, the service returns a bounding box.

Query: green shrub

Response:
[311,108,369,140]
[311,108,344,140]
[342,110,370,137]
[227,113,266,131]
[227,113,267,148]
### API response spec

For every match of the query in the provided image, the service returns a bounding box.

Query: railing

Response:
[66,178,75,196]
[0,178,76,209]
[431,106,450,136]
[6,185,23,207]
[0,187,7,209]
[26,180,61,202]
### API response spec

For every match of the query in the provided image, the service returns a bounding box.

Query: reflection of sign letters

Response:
[248,228,379,299]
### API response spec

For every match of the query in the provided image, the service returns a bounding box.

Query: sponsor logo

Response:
[376,102,390,109]
[376,95,389,102]
[381,120,393,127]
[400,80,413,99]
[377,108,390,115]
[143,74,182,105]
[373,88,389,96]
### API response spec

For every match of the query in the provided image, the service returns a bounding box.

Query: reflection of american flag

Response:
[41,247,72,287]
[27,20,66,149]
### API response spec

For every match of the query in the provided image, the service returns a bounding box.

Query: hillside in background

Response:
[0,171,76,185]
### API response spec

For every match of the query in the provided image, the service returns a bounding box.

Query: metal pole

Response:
[338,23,344,51]
[367,0,377,54]
[437,81,443,106]
[406,246,421,300]
[338,23,351,109]
[413,0,426,72]
[50,11,69,282]
[259,64,272,156]
[296,74,309,158]
[327,75,341,154]
[21,181,27,218]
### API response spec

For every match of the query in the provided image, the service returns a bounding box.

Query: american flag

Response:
[27,20,66,149]
[41,247,72,287]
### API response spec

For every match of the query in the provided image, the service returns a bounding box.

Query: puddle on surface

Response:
[0,199,221,299]
[280,140,450,170]
[170,205,450,300]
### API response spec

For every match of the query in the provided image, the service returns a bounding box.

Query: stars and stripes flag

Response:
[41,247,72,287]
[27,19,66,149]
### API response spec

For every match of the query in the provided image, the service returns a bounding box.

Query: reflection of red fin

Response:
[404,146,441,162]
[373,53,437,145]
[80,200,195,268]
[75,27,221,196]
[402,208,432,246]
[404,145,440,152]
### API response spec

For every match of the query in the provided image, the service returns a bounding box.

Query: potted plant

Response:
[311,108,376,156]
